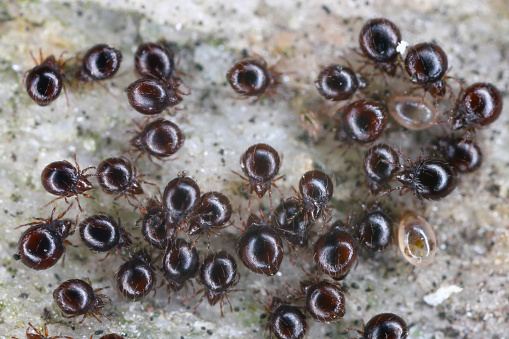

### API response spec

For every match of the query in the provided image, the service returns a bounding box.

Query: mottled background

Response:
[0,0,508,338]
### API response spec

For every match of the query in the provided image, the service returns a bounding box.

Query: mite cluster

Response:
[14,15,503,339]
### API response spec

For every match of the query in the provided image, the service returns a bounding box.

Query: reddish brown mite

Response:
[161,238,199,303]
[236,213,284,276]
[405,42,448,97]
[363,144,400,194]
[97,335,123,339]
[41,155,94,212]
[336,99,388,145]
[300,278,345,323]
[187,191,232,241]
[314,222,358,280]
[79,214,131,253]
[130,119,184,160]
[227,57,279,98]
[356,312,409,339]
[315,65,365,101]
[25,51,65,106]
[135,42,176,83]
[16,322,73,339]
[297,170,334,223]
[267,297,308,339]
[53,279,110,323]
[126,78,183,115]
[162,175,201,228]
[359,18,402,76]
[434,137,483,173]
[273,197,312,247]
[77,44,122,82]
[195,251,240,316]
[355,204,393,252]
[116,251,156,301]
[450,82,503,131]
[141,201,176,249]
[14,210,73,270]
[235,143,283,206]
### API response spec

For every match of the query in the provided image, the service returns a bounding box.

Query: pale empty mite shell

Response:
[398,212,437,267]
[388,95,437,130]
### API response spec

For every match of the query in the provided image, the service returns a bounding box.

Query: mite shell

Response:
[398,212,437,267]
[388,95,437,130]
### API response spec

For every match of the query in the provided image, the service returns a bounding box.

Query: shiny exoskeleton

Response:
[130,119,184,159]
[362,313,409,339]
[268,298,308,339]
[96,157,144,198]
[187,192,232,237]
[77,44,122,82]
[359,18,402,76]
[363,144,400,194]
[227,58,276,97]
[273,197,312,247]
[79,214,131,253]
[298,170,334,222]
[315,65,363,101]
[116,251,156,301]
[162,238,199,302]
[25,54,63,106]
[355,204,393,252]
[53,279,109,323]
[336,99,388,144]
[135,42,175,82]
[300,279,345,323]
[126,78,183,115]
[435,137,483,173]
[405,42,448,96]
[162,175,201,227]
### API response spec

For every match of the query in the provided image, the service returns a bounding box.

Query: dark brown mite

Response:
[135,42,175,82]
[141,205,176,249]
[360,313,409,339]
[126,78,182,115]
[14,213,73,270]
[226,58,277,97]
[237,143,282,200]
[116,251,156,301]
[315,65,363,101]
[273,197,312,247]
[300,279,345,323]
[195,251,239,316]
[336,99,388,144]
[96,157,144,199]
[162,175,201,227]
[404,42,448,96]
[268,298,308,339]
[359,18,402,76]
[98,335,123,339]
[161,238,199,302]
[20,322,73,339]
[451,82,503,130]
[41,157,94,211]
[298,170,334,222]
[314,223,358,280]
[77,44,122,82]
[355,204,393,252]
[364,143,400,194]
[187,191,232,237]
[130,119,184,160]
[236,214,284,276]
[388,157,458,201]
[25,54,63,106]
[53,279,110,323]
[434,137,483,173]
[79,214,131,253]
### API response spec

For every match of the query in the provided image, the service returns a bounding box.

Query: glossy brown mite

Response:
[126,78,183,115]
[389,157,458,201]
[355,204,393,252]
[314,224,358,280]
[361,313,409,339]
[237,214,284,276]
[53,279,109,323]
[135,42,175,82]
[20,322,73,339]
[79,214,131,253]
[359,18,402,76]
[14,213,73,270]
[405,42,448,96]
[300,279,345,323]
[227,58,276,97]
[435,137,483,173]
[298,170,334,222]
[336,99,388,144]
[141,205,175,249]
[237,143,282,200]
[315,65,362,101]
[273,197,312,247]
[161,238,199,302]
[96,157,144,199]
[451,82,503,130]
[188,191,232,237]
[25,54,63,106]
[130,119,184,160]
[41,157,94,210]
[195,251,239,316]
[364,144,400,194]
[268,298,308,339]
[77,44,122,82]
[116,251,156,301]
[98,335,123,339]
[162,175,201,227]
